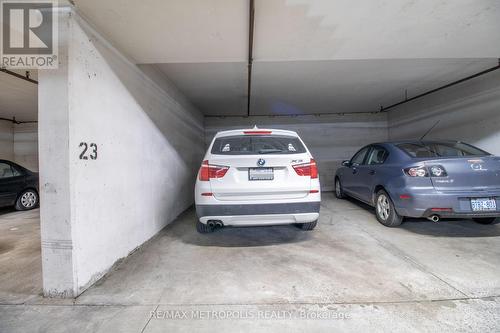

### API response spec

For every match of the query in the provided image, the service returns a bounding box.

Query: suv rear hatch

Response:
[207,133,316,201]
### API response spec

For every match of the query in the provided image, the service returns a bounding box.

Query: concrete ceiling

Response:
[0,71,38,121]
[73,0,500,117]
[75,0,500,62]
[3,0,498,120]
[253,0,500,61]
[156,62,248,116]
[75,0,248,63]
[249,58,500,116]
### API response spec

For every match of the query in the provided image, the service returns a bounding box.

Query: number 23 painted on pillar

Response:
[79,142,98,160]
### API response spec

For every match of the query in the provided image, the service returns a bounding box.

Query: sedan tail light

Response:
[428,165,447,177]
[404,165,447,177]
[293,159,318,179]
[199,160,229,181]
[404,166,428,177]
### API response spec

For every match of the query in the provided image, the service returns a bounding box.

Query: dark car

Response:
[0,160,39,211]
[334,141,500,227]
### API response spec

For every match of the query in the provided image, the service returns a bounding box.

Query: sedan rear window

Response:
[397,142,490,158]
[211,135,307,155]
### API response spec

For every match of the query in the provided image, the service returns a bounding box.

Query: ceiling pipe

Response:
[207,58,500,118]
[0,68,38,84]
[0,117,37,124]
[246,0,255,117]
[381,59,500,112]
[205,110,381,119]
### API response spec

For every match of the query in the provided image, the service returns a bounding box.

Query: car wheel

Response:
[297,220,317,231]
[472,217,497,225]
[15,189,39,211]
[375,190,403,227]
[334,178,345,199]
[196,221,214,233]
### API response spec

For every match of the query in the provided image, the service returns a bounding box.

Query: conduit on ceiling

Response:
[247,0,255,117]
[208,58,500,119]
[0,68,38,85]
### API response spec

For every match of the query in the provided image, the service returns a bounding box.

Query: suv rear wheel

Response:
[375,190,403,227]
[196,221,214,233]
[296,220,317,231]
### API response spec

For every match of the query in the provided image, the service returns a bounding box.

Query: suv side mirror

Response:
[341,160,351,167]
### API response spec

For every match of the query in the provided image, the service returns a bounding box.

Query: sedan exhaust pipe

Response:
[215,221,224,228]
[207,221,216,228]
[428,215,440,223]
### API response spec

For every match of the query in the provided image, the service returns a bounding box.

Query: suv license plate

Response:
[471,198,497,212]
[249,168,274,181]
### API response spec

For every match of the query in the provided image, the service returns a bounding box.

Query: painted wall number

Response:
[79,142,98,160]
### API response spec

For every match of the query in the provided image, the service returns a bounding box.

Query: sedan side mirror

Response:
[341,160,351,167]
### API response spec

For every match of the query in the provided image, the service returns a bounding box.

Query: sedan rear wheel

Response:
[375,190,403,227]
[15,189,39,211]
[472,217,497,225]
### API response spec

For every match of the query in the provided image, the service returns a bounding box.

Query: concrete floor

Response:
[1,193,500,332]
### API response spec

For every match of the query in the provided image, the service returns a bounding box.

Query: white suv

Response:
[195,128,321,233]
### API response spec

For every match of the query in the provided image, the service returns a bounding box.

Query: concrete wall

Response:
[39,11,204,297]
[13,123,39,171]
[0,121,14,161]
[388,69,500,155]
[205,114,388,191]
[0,121,39,170]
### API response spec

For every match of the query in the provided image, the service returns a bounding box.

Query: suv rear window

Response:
[211,135,307,155]
[397,142,489,158]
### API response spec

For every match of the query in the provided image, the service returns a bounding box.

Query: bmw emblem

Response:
[257,158,266,167]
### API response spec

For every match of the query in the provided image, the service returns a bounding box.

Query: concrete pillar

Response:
[38,9,204,297]
[38,8,76,297]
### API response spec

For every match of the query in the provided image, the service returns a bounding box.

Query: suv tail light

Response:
[243,130,272,135]
[293,159,318,179]
[404,165,447,177]
[199,160,229,181]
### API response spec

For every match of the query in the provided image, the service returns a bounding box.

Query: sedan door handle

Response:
[352,168,358,174]
[369,170,376,175]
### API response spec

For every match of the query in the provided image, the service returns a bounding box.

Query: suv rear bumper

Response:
[196,202,320,226]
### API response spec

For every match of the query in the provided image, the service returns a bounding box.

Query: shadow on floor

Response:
[340,196,500,238]
[401,218,500,238]
[166,209,313,248]
[0,207,16,216]
[343,196,375,212]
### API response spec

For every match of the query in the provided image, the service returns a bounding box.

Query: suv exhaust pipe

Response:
[428,215,440,223]
[207,220,224,228]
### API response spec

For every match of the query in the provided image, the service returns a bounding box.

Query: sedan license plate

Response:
[249,168,274,181]
[471,198,497,212]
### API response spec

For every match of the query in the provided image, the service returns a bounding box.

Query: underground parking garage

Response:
[1,0,500,331]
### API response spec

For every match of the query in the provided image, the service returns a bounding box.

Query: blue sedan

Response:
[334,141,500,227]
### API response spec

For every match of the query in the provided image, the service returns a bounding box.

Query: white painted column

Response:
[38,9,76,297]
[38,10,204,297]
